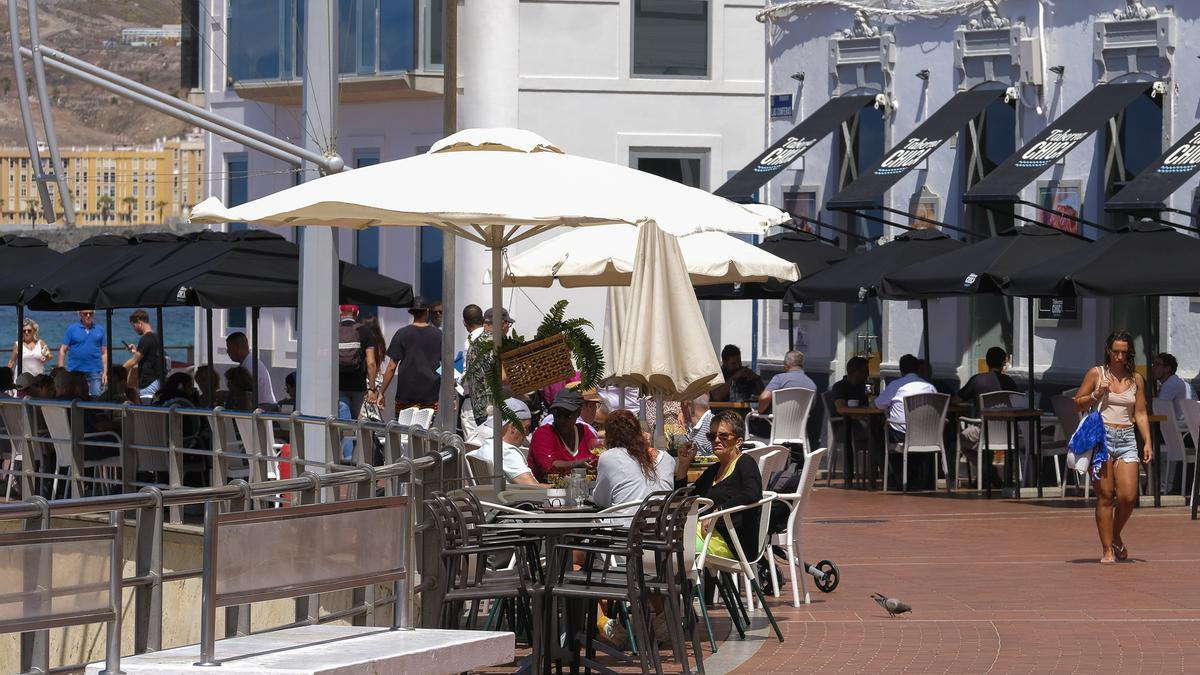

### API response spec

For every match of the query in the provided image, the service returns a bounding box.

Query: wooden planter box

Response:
[502,333,576,394]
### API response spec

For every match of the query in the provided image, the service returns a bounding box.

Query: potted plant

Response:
[464,300,605,428]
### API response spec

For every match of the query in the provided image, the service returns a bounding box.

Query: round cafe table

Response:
[839,407,883,489]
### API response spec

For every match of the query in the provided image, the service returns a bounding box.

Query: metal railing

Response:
[0,407,462,673]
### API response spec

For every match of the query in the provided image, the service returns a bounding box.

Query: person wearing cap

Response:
[378,297,443,417]
[529,389,599,482]
[539,386,602,436]
[466,397,545,487]
[462,306,514,442]
[12,371,35,398]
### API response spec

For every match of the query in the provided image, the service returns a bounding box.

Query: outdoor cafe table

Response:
[981,408,1043,499]
[839,407,883,489]
[1148,413,1168,508]
[483,512,634,673]
[709,401,753,410]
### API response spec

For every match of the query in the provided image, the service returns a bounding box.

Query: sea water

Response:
[0,306,196,366]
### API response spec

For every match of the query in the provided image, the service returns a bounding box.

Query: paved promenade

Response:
[734,489,1200,674]
[480,488,1200,674]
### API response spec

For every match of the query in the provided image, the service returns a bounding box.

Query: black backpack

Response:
[338,322,365,374]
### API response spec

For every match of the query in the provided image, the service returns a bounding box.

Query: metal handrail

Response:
[0,407,462,673]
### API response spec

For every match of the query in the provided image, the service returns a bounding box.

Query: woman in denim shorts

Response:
[1073,330,1152,564]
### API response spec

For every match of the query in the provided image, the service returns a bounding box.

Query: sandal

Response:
[1114,543,1129,561]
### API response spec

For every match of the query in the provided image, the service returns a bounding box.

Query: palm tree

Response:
[121,196,137,224]
[26,198,39,225]
[98,195,114,227]
[155,199,168,224]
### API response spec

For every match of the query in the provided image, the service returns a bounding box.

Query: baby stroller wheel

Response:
[813,560,839,593]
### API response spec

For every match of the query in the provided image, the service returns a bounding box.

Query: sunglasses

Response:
[22,329,32,333]
[706,431,741,444]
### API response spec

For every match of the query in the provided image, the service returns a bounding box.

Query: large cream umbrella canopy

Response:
[489,222,800,288]
[614,220,722,401]
[190,128,780,493]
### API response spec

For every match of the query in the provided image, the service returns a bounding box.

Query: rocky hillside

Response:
[0,0,192,147]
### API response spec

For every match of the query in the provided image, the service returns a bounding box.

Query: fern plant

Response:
[462,300,605,431]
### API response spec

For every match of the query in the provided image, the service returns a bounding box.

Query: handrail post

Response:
[99,509,124,675]
[120,402,135,493]
[353,464,377,627]
[134,487,164,654]
[19,496,50,674]
[293,472,321,625]
[194,501,220,667]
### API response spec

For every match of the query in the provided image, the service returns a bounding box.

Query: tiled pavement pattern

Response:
[478,489,1200,674]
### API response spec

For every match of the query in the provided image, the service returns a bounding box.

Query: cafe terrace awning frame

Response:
[1106,120,1200,216]
[963,80,1155,224]
[715,93,879,203]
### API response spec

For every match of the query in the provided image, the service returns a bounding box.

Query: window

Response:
[838,105,886,362]
[420,0,443,70]
[226,154,250,331]
[630,149,708,189]
[632,0,708,78]
[1104,90,1163,227]
[228,0,415,83]
[354,149,382,317]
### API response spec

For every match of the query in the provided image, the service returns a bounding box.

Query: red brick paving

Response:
[476,489,1200,673]
[735,488,1200,674]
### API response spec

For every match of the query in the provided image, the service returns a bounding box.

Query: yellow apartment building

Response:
[0,135,205,227]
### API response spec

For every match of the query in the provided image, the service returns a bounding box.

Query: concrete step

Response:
[86,625,515,675]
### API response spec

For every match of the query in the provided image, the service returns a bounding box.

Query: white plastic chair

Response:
[766,446,827,606]
[885,393,950,492]
[40,404,121,498]
[0,402,38,500]
[755,448,788,491]
[1153,399,1194,497]
[1050,394,1088,498]
[957,390,1023,489]
[695,491,784,642]
[745,387,815,449]
[233,415,283,483]
[1182,399,1200,505]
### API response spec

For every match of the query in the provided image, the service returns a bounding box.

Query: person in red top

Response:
[529,389,598,482]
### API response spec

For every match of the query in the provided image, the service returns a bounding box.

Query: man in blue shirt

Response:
[58,309,107,397]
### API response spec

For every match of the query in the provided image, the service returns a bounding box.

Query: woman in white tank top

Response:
[6,318,51,376]
[1073,330,1151,564]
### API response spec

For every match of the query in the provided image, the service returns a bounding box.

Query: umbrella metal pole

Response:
[1026,299,1035,406]
[787,306,794,352]
[251,307,260,408]
[105,309,113,383]
[491,245,505,495]
[156,307,165,381]
[15,304,24,376]
[206,309,214,397]
[920,299,931,362]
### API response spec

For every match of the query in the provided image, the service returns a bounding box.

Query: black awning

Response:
[827,87,1006,210]
[714,94,876,203]
[1107,122,1200,212]
[964,81,1152,204]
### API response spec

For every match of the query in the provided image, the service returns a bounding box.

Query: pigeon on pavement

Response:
[871,592,912,618]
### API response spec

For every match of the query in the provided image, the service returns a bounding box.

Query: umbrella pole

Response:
[920,299,931,362]
[787,305,794,352]
[105,309,113,383]
[206,308,214,401]
[251,307,260,408]
[654,396,666,449]
[156,307,165,381]
[15,304,23,377]
[1027,299,1035,406]
[491,245,505,495]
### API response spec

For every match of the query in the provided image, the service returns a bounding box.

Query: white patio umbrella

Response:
[191,128,782,492]
[488,223,800,288]
[614,220,722,402]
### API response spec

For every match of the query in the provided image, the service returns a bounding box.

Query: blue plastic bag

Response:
[1067,410,1108,479]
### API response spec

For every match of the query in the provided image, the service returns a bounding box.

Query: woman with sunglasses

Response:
[675,409,762,559]
[7,319,51,376]
[1074,329,1152,564]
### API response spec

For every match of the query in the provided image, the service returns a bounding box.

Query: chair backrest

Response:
[410,408,435,429]
[233,416,279,481]
[1050,394,1082,439]
[819,390,839,450]
[1180,399,1200,446]
[38,404,78,466]
[128,408,170,473]
[0,401,36,462]
[395,407,416,426]
[902,393,950,450]
[781,446,827,536]
[768,387,815,445]
[748,491,778,564]
[742,444,776,463]
[978,390,1024,450]
[1153,399,1187,462]
[756,448,788,491]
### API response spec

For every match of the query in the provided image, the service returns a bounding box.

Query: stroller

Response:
[756,450,840,596]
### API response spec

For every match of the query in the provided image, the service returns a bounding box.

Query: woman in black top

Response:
[676,410,763,557]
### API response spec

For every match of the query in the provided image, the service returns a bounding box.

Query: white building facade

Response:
[761,0,1200,394]
[191,0,770,398]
